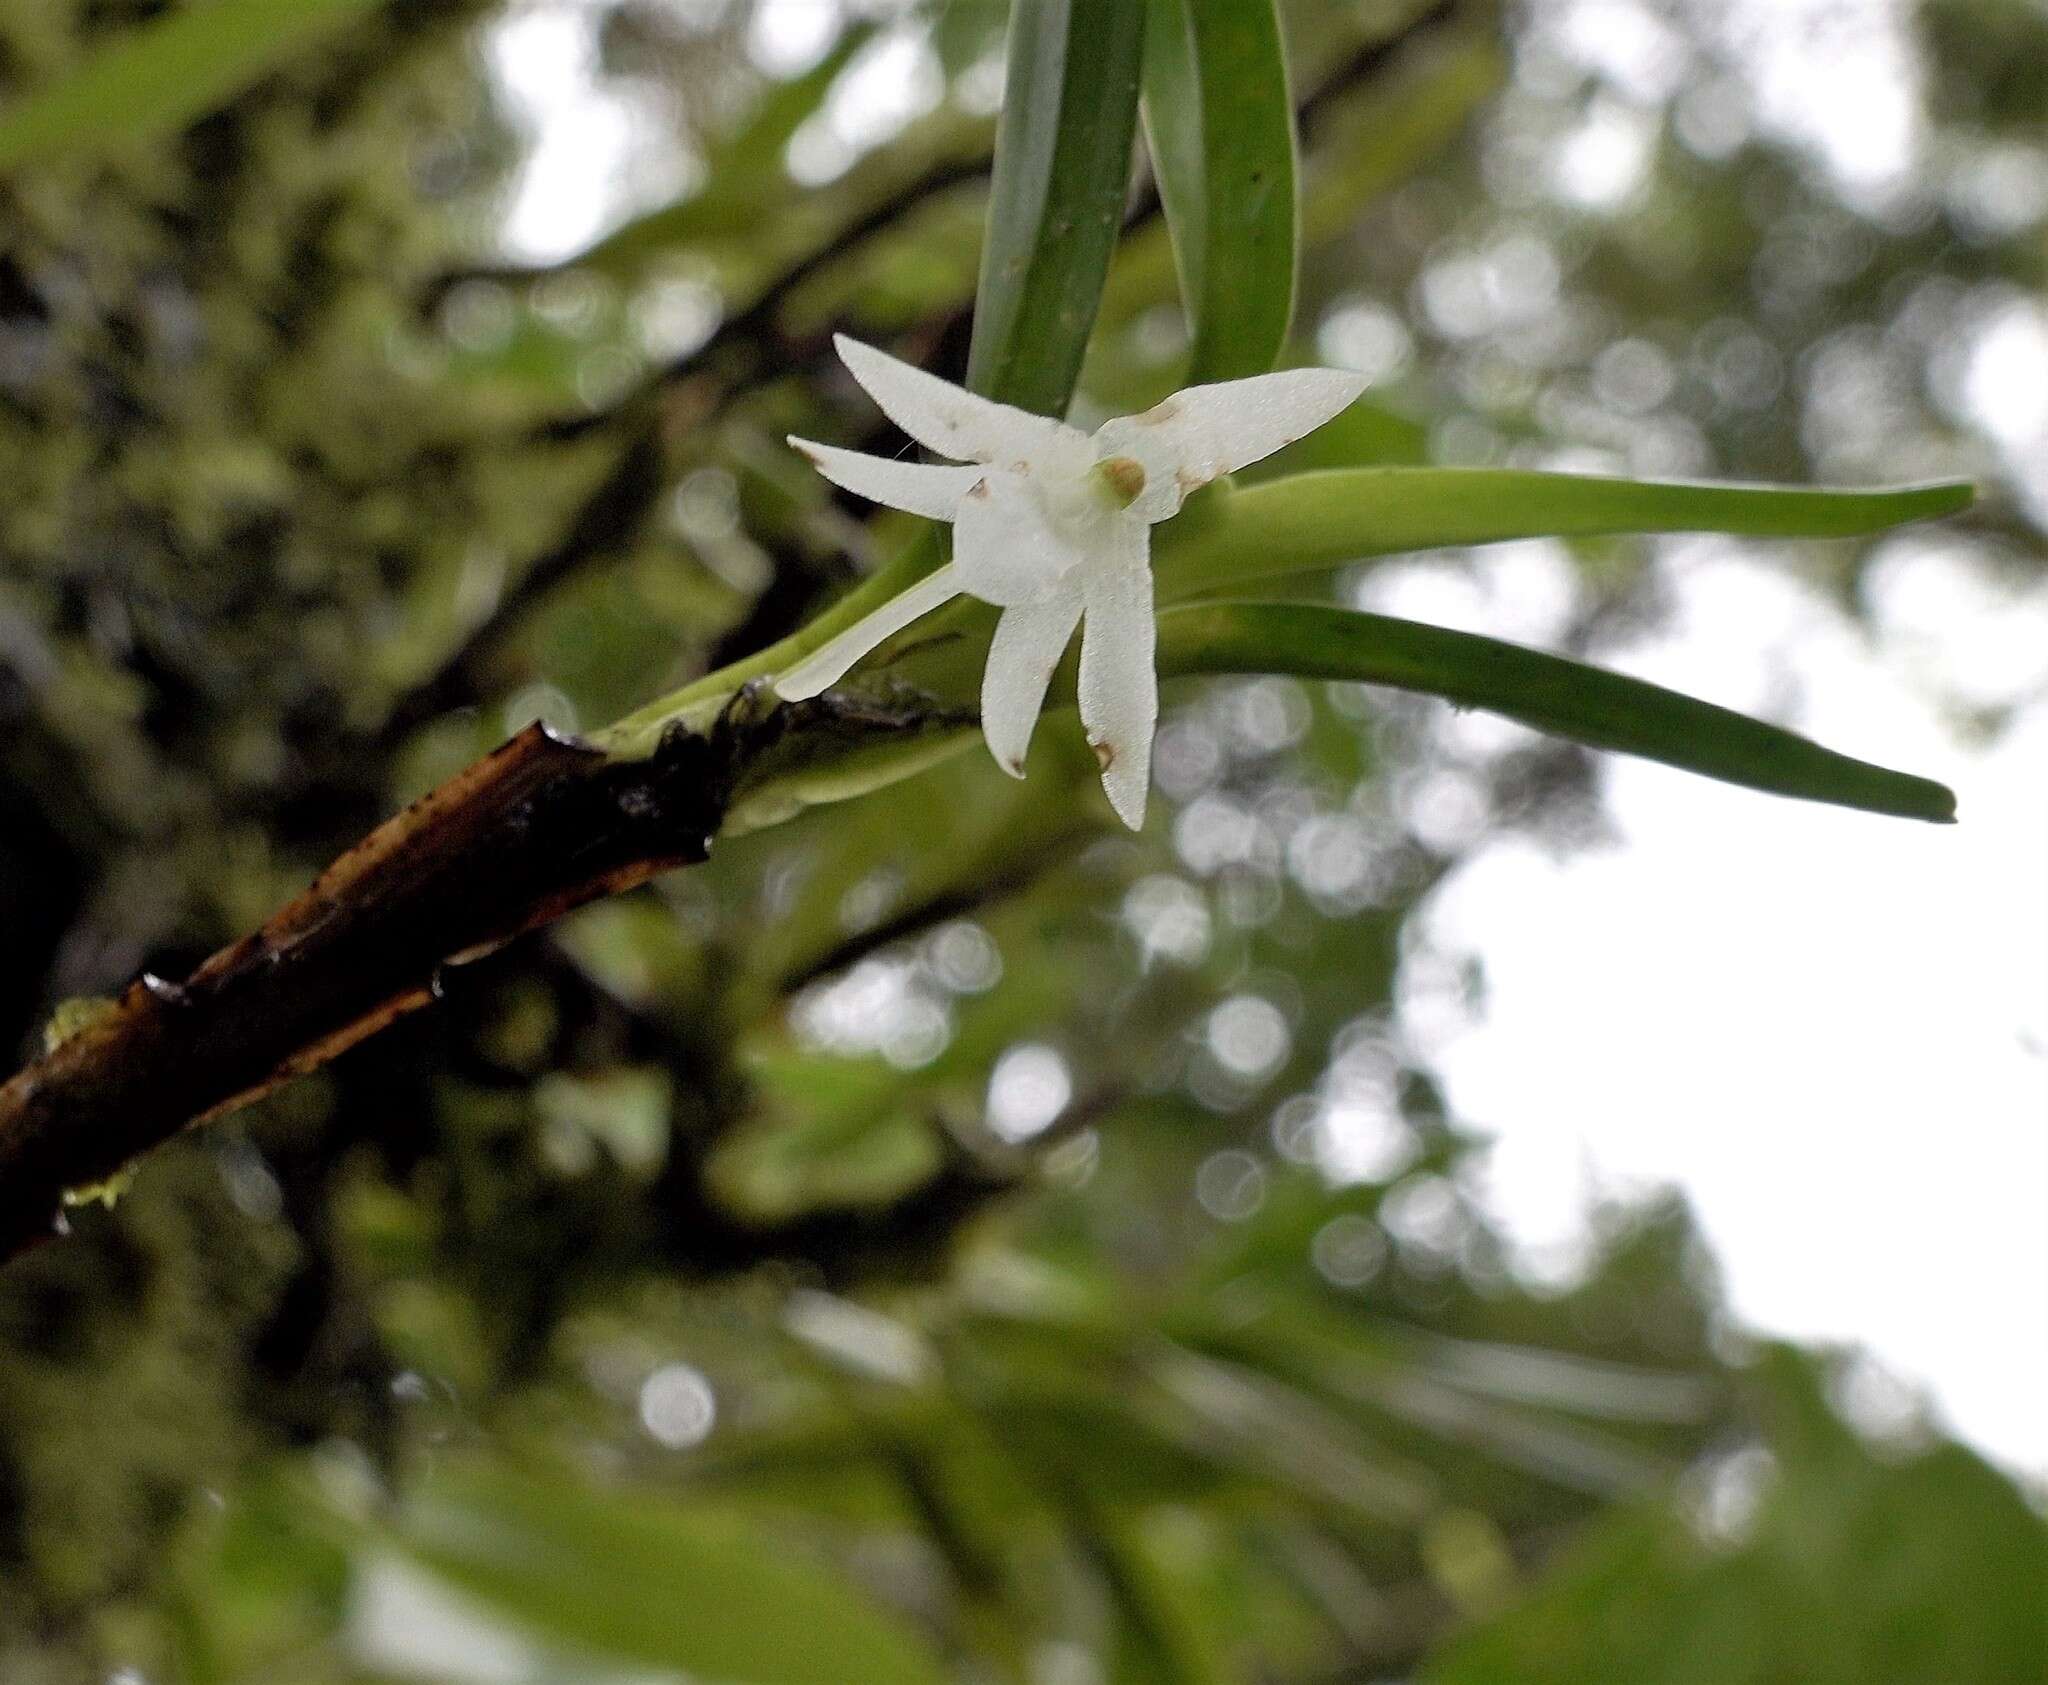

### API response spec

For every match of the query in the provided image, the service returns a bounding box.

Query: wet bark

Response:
[0,690,948,1264]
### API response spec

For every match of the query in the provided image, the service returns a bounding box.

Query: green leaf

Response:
[1059,1485,1236,1685]
[966,0,1146,414]
[1157,468,1976,598]
[710,1089,944,1220]
[1159,602,1958,822]
[1141,0,1298,381]
[0,0,383,170]
[1095,29,1500,346]
[1422,1349,2048,1685]
[709,937,1081,1218]
[169,1466,355,1685]
[392,1462,949,1685]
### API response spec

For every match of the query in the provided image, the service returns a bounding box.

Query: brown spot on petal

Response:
[1090,738,1116,772]
[1138,397,1182,425]
[966,479,992,500]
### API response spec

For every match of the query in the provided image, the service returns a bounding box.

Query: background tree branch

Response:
[0,689,961,1264]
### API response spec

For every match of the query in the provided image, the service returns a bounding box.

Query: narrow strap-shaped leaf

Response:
[1159,602,1957,822]
[966,0,1146,415]
[392,1462,950,1685]
[1157,468,1975,598]
[1053,1479,1238,1685]
[1141,0,1299,381]
[0,0,382,170]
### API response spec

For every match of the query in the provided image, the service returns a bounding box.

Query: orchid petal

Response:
[952,469,1097,606]
[773,564,964,700]
[789,438,985,521]
[1077,522,1157,830]
[1093,367,1368,521]
[834,335,1081,466]
[980,591,1084,778]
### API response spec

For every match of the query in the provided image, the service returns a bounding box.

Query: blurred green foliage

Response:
[0,1,2040,1682]
[1426,1348,2048,1684]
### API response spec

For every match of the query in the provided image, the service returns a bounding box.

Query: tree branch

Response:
[0,0,1488,1267]
[0,688,962,1265]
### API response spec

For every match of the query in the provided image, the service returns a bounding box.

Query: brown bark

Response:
[0,690,949,1264]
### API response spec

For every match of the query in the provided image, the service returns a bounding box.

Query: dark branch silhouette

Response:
[0,689,964,1264]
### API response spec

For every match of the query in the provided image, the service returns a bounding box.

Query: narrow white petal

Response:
[951,469,1095,607]
[980,592,1084,778]
[790,437,984,519]
[1093,367,1368,521]
[834,334,1081,465]
[1077,522,1157,830]
[773,564,963,700]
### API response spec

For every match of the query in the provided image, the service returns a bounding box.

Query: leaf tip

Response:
[1912,480,1976,520]
[1886,773,1958,824]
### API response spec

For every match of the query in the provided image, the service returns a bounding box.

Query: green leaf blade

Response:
[392,1463,949,1685]
[0,0,383,171]
[1159,602,1958,823]
[1158,468,1976,598]
[1141,0,1299,382]
[966,0,1146,415]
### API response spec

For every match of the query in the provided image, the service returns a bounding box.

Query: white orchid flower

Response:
[774,336,1365,829]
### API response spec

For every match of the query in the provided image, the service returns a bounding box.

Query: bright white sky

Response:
[486,0,2047,1477]
[1422,564,2048,1475]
